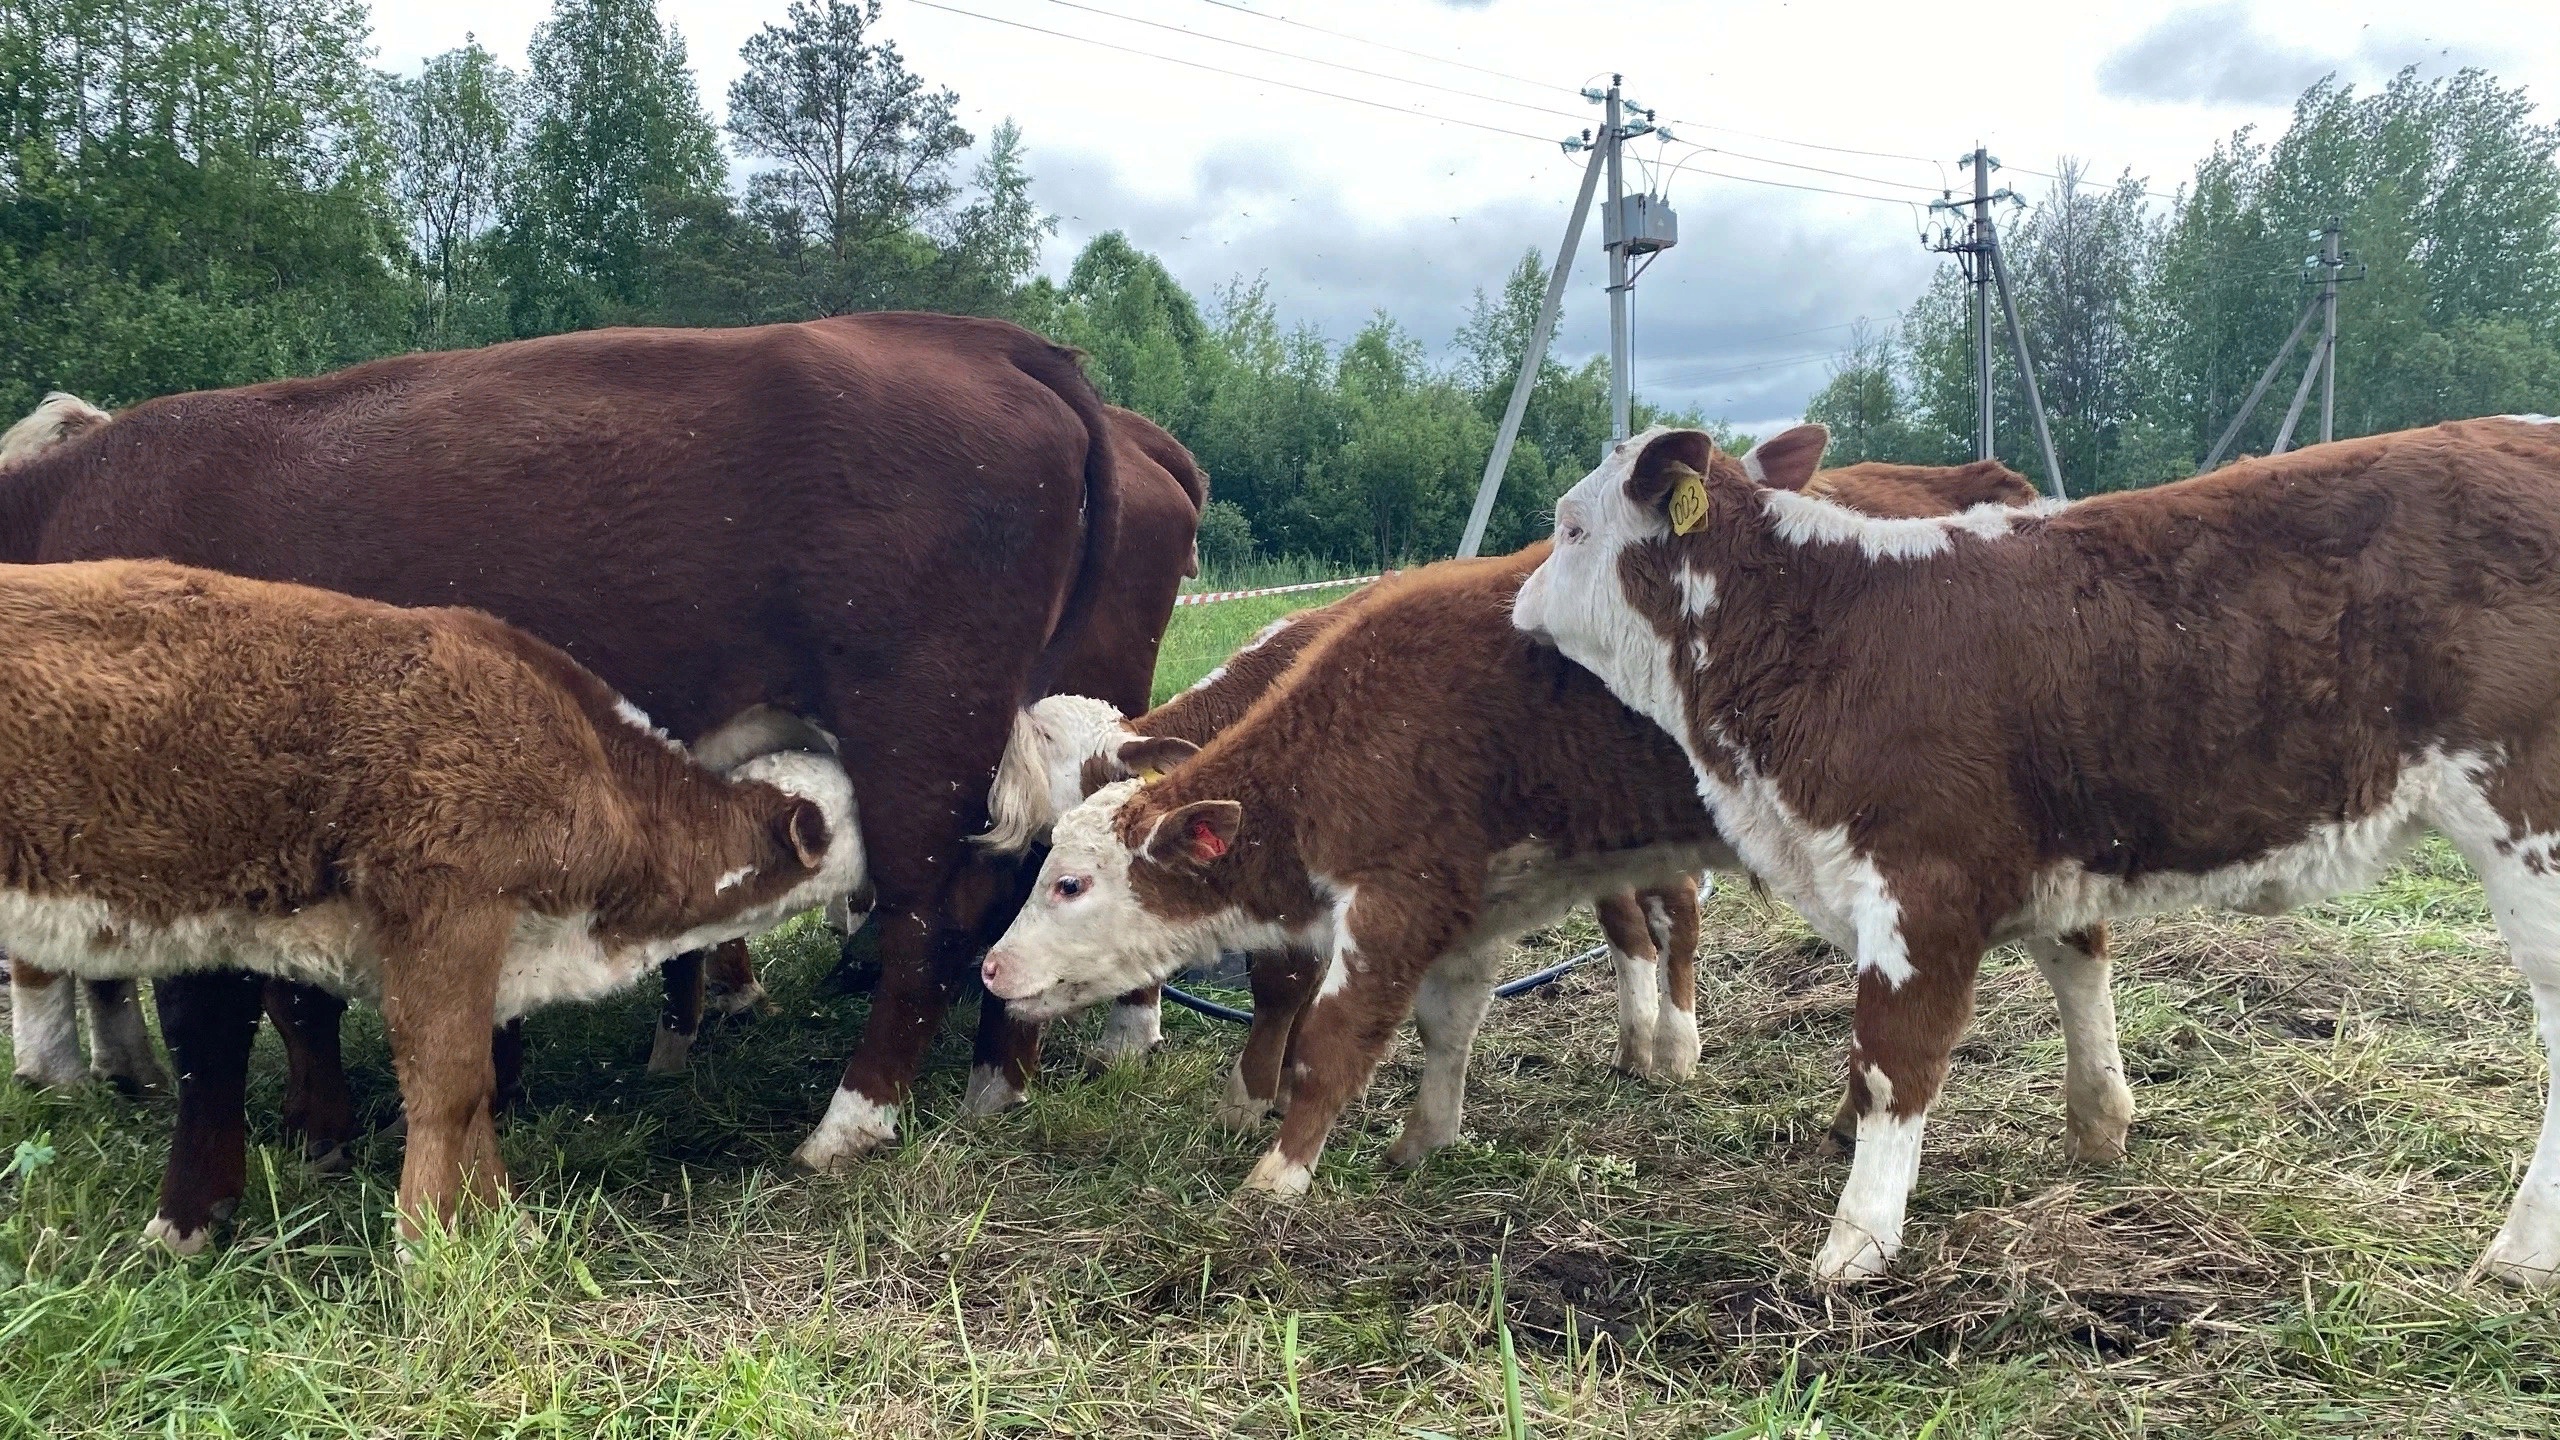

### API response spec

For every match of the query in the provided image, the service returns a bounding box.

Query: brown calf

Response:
[1515,415,2560,1287]
[988,581,1708,1121]
[0,560,864,1248]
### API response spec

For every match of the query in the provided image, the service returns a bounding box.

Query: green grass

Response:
[7,597,2560,1436]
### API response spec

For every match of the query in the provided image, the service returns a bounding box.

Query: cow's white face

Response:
[980,780,1244,1022]
[1514,430,1690,733]
[1030,694,1136,822]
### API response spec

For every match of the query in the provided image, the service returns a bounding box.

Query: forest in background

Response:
[5,0,2556,569]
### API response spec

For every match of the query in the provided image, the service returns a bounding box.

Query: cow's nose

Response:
[982,949,1021,998]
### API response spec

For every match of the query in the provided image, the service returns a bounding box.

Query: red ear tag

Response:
[1188,816,1228,860]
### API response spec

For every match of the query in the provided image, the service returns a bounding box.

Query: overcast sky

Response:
[373,0,2558,433]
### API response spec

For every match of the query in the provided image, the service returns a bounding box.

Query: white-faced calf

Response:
[984,585,1707,1120]
[0,560,866,1249]
[1515,415,2560,1288]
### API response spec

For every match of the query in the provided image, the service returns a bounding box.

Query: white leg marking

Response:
[2466,845,2560,1287]
[1612,947,1663,1078]
[1217,1055,1273,1130]
[10,970,85,1088]
[2025,934,2134,1163]
[82,984,166,1090]
[141,1215,209,1257]
[1815,1073,1925,1281]
[704,978,768,1018]
[1387,951,1500,1167]
[793,1086,902,1172]
[645,1021,695,1075]
[960,1063,1028,1118]
[1090,994,1164,1064]
[1651,974,1701,1080]
[1241,1146,1313,1198]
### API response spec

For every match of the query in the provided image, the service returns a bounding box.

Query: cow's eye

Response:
[1052,875,1090,901]
[1560,520,1586,543]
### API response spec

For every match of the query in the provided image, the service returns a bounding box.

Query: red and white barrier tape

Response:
[1172,572,1391,606]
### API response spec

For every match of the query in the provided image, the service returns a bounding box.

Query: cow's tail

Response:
[0,392,110,467]
[978,706,1058,856]
[1017,342,1123,703]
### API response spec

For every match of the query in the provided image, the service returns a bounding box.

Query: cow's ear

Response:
[1114,735,1200,783]
[1742,424,1830,493]
[1143,799,1242,868]
[777,799,829,870]
[1625,430,1719,514]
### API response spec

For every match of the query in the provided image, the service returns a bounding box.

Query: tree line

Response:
[5,1,2555,569]
[1813,69,2560,492]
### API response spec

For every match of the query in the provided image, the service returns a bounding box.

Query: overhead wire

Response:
[1181,0,1588,99]
[1017,0,1589,125]
[902,0,1563,144]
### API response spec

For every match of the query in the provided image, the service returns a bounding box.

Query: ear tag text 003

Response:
[1668,469,1708,536]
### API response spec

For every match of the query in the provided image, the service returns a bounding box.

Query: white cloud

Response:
[373,0,2557,428]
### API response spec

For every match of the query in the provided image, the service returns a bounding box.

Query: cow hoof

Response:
[960,1065,1027,1119]
[646,1023,695,1075]
[97,1064,169,1097]
[1812,1224,1895,1283]
[704,980,770,1019]
[2064,1125,2130,1166]
[2482,1231,2560,1291]
[306,1139,355,1175]
[1650,1008,1701,1080]
[2064,1088,2136,1165]
[12,1059,88,1091]
[1384,1130,1451,1169]
[1238,1149,1313,1199]
[793,1088,900,1173]
[142,1216,211,1257]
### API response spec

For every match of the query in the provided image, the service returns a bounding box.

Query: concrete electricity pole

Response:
[1927,147,2067,498]
[1459,75,1673,557]
[2203,217,2354,469]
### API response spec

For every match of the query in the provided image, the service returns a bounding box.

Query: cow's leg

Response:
[1091,985,1165,1067]
[963,988,1040,1117]
[2453,826,2560,1289]
[146,969,265,1254]
[1242,922,1429,1199]
[2026,927,2134,1164]
[704,937,768,1017]
[1384,944,1503,1167]
[82,979,167,1093]
[379,905,512,1239]
[796,907,966,1170]
[264,981,358,1172]
[9,959,88,1089]
[1222,947,1321,1129]
[1650,880,1704,1080]
[1814,904,1986,1282]
[649,950,707,1075]
[1596,891,1663,1078]
[492,1018,526,1118]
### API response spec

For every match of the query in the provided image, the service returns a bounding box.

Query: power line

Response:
[1016,0,1588,125]
[1648,347,1850,385]
[1658,115,1940,169]
[1663,141,1945,199]
[1672,165,1919,209]
[904,0,1560,145]
[1180,0,1581,100]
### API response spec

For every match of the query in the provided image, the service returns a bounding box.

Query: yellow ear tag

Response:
[1667,469,1708,535]
[1137,766,1164,785]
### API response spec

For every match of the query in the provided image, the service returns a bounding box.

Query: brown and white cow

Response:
[0,313,1174,1174]
[983,577,1710,1119]
[1512,415,2560,1288]
[976,451,2118,1196]
[0,560,865,1249]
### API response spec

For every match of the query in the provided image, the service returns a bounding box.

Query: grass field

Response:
[6,595,2559,1437]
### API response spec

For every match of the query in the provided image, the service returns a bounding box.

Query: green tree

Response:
[499,0,723,332]
[390,39,521,347]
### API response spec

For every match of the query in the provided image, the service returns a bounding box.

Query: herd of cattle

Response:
[1,310,2557,1293]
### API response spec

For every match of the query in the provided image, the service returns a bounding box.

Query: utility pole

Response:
[1459,76,1672,556]
[1927,148,2067,498]
[2203,217,2355,469]
[1603,77,1633,445]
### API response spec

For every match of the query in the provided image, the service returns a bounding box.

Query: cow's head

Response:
[1514,424,1827,728]
[653,750,871,956]
[980,778,1255,1021]
[977,695,1203,855]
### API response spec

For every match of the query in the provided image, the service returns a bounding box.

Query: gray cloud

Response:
[1030,140,1935,432]
[2097,5,2337,106]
